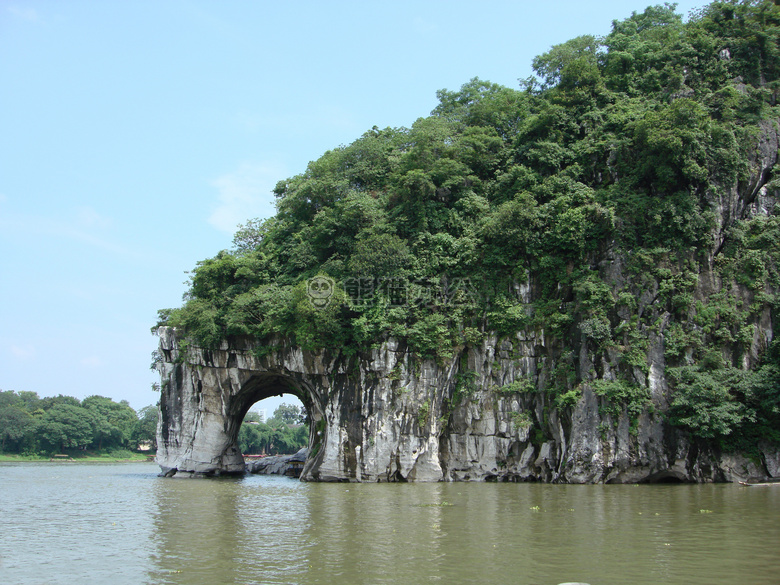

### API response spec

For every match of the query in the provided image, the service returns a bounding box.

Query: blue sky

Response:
[0,0,704,413]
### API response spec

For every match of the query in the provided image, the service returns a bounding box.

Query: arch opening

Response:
[228,374,317,477]
[645,471,687,484]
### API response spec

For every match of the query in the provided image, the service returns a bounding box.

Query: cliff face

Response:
[155,314,776,484]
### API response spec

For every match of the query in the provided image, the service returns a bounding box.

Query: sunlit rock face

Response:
[155,326,775,483]
[156,119,779,483]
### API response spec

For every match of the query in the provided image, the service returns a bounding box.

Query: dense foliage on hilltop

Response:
[157,1,780,447]
[0,390,157,455]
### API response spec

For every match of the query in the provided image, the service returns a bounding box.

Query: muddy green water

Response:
[0,462,778,585]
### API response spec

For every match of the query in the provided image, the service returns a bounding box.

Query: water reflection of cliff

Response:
[147,475,780,585]
[147,474,312,585]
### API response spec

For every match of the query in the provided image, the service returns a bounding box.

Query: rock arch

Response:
[155,326,451,481]
[156,328,326,478]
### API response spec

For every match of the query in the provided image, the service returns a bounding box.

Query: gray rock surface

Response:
[155,325,778,483]
[246,448,308,476]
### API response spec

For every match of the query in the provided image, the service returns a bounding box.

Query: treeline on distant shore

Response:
[0,390,157,456]
[0,391,309,458]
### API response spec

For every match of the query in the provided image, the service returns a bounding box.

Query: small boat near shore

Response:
[739,477,780,487]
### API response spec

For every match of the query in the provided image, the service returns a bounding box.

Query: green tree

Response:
[243,410,261,423]
[37,404,94,453]
[0,405,36,452]
[131,405,159,450]
[271,403,304,425]
[532,35,603,91]
[232,217,278,254]
[82,395,138,450]
[239,422,275,454]
[17,390,42,412]
[667,366,749,439]
[348,233,413,277]
[0,390,22,409]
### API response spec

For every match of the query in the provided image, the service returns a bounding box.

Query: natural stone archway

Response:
[156,328,326,478]
[155,325,454,481]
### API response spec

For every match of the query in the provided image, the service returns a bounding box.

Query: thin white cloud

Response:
[62,282,127,303]
[208,162,285,233]
[80,356,102,368]
[233,105,358,136]
[76,206,112,230]
[10,344,35,360]
[412,16,438,34]
[0,206,141,259]
[7,5,39,21]
[316,105,358,133]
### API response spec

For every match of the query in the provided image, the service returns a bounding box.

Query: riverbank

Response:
[0,452,154,463]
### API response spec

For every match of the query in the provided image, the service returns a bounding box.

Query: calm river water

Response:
[1,462,778,585]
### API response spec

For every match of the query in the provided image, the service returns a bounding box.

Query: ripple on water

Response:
[2,465,780,585]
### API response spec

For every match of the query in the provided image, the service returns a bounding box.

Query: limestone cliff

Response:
[155,319,776,483]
